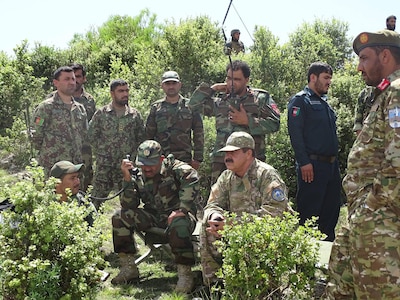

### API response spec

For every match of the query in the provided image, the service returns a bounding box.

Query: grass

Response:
[0,169,349,300]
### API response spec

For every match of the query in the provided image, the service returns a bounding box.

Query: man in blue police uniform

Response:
[287,61,341,242]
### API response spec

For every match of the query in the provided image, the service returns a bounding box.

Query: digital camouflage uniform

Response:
[112,155,200,266]
[31,92,88,176]
[353,86,374,132]
[324,70,400,299]
[188,84,280,183]
[88,103,144,204]
[225,40,245,54]
[200,158,292,286]
[145,95,204,163]
[74,88,96,191]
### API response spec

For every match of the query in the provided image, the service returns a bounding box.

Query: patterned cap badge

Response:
[143,149,150,157]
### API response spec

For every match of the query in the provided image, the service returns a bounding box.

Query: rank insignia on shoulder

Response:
[377,78,390,91]
[388,106,400,129]
[272,188,285,202]
[291,106,300,117]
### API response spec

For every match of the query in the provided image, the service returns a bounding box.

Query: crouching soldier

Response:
[111,140,200,293]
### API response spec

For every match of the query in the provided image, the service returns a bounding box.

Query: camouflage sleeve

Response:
[31,102,50,151]
[248,93,280,135]
[353,87,373,132]
[120,180,141,210]
[202,171,230,222]
[86,97,96,121]
[188,83,215,117]
[87,110,101,151]
[135,111,146,147]
[145,105,157,140]
[174,162,200,214]
[192,111,204,162]
[258,168,291,217]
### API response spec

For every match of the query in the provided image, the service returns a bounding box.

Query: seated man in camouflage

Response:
[111,140,200,293]
[50,160,96,226]
[200,131,293,286]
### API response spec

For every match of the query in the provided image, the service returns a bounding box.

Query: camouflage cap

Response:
[218,131,255,152]
[50,160,85,178]
[353,30,400,55]
[161,71,180,83]
[136,140,162,166]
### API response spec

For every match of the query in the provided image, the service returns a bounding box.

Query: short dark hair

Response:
[386,15,397,22]
[69,63,86,76]
[226,60,251,79]
[110,79,128,91]
[53,66,74,80]
[241,147,255,157]
[307,62,333,82]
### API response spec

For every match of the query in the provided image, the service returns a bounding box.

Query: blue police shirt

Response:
[287,86,338,167]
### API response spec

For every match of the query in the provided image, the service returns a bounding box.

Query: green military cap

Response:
[161,71,180,83]
[353,30,400,55]
[136,140,162,166]
[50,161,85,178]
[218,131,255,152]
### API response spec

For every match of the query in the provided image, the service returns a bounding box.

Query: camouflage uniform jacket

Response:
[88,102,145,170]
[203,159,291,223]
[353,86,374,132]
[188,83,280,163]
[74,87,96,121]
[145,95,204,163]
[225,40,245,54]
[344,70,400,215]
[31,92,88,172]
[120,158,200,224]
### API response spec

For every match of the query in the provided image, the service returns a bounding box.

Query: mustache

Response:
[225,158,234,163]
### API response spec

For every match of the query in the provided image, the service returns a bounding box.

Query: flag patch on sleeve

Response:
[35,116,44,126]
[291,106,300,117]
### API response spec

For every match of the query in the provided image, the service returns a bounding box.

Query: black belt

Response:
[309,154,336,163]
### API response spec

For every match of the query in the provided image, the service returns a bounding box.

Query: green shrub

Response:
[0,162,106,299]
[216,212,324,299]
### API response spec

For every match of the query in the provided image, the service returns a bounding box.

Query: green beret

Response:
[353,30,400,55]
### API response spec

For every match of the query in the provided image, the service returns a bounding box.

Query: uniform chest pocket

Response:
[179,109,192,120]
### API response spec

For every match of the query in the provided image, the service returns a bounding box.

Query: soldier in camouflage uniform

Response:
[324,30,400,299]
[111,140,199,293]
[224,29,245,55]
[88,79,144,209]
[69,63,96,191]
[32,66,88,177]
[188,60,280,184]
[145,71,204,170]
[200,131,292,286]
[353,86,374,135]
[50,160,96,226]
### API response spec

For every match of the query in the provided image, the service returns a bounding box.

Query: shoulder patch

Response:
[291,106,300,117]
[271,188,285,202]
[388,106,400,128]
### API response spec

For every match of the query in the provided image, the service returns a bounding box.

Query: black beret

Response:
[353,30,400,55]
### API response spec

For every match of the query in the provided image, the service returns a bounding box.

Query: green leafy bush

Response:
[216,212,324,299]
[0,162,106,299]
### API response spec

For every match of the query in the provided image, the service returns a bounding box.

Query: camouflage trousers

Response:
[199,223,223,286]
[91,165,122,208]
[112,207,196,265]
[324,204,400,299]
[81,143,93,192]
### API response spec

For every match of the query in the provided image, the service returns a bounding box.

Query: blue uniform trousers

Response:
[296,159,341,241]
